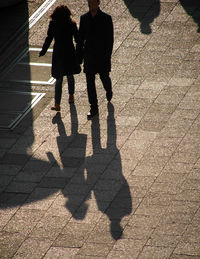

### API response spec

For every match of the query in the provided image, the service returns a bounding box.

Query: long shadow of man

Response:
[86,103,132,240]
[179,0,200,33]
[123,0,160,34]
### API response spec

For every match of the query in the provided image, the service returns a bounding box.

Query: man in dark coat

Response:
[77,0,114,119]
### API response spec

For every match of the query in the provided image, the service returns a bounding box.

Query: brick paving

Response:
[0,0,200,258]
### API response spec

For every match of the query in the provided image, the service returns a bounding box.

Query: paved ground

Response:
[0,0,200,258]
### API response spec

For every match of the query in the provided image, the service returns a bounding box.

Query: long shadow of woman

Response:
[179,0,200,33]
[123,0,160,34]
[52,104,88,220]
[86,103,132,240]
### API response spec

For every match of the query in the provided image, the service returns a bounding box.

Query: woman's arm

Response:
[39,21,54,56]
[76,16,85,64]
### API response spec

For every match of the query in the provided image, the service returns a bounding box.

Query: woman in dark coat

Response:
[40,5,81,111]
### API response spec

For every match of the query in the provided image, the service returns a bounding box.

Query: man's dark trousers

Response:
[86,72,112,113]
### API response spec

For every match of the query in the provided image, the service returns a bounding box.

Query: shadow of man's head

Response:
[123,0,160,34]
[180,0,200,33]
[88,103,132,240]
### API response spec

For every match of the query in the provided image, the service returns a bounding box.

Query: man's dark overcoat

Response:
[77,8,114,73]
[41,19,80,79]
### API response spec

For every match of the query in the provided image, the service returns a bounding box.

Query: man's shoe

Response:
[106,91,113,102]
[87,110,99,120]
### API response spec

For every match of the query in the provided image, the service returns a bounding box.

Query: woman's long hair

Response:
[50,5,72,22]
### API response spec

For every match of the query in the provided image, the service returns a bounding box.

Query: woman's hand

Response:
[39,50,45,57]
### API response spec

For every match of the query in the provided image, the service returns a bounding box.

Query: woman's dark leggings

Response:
[55,75,75,105]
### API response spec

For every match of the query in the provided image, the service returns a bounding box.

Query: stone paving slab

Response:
[1,0,200,258]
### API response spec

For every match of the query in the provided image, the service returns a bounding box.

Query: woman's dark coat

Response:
[41,19,80,78]
[77,8,114,73]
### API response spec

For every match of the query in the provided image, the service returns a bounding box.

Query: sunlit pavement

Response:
[0,0,200,258]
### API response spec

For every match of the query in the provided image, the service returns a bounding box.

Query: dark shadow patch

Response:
[123,0,160,34]
[180,0,200,33]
